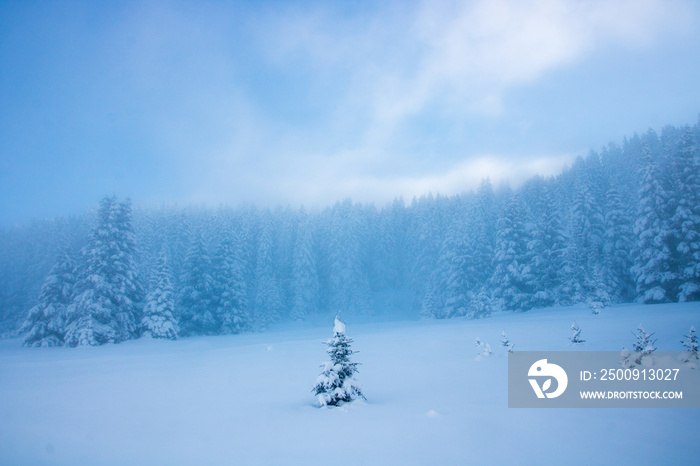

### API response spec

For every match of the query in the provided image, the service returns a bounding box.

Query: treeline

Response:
[1,119,699,344]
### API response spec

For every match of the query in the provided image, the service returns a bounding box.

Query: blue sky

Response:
[1,0,699,226]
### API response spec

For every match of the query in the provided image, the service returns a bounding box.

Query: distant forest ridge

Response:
[2,117,699,344]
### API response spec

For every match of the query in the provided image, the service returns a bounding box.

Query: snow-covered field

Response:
[1,302,699,466]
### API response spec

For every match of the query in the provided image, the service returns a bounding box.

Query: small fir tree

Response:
[475,337,491,358]
[632,324,657,354]
[681,326,698,362]
[569,321,585,344]
[500,330,514,352]
[313,317,365,407]
[623,324,658,367]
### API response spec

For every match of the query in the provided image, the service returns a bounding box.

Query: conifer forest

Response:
[2,120,699,345]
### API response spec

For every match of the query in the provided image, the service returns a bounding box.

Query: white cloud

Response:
[119,0,697,209]
[373,0,689,124]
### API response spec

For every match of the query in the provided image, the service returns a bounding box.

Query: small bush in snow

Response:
[475,337,491,358]
[681,326,698,362]
[620,347,633,368]
[313,317,365,407]
[589,301,604,315]
[622,324,658,367]
[569,321,585,344]
[500,330,514,352]
[632,324,657,354]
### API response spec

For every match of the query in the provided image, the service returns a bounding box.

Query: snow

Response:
[1,302,699,465]
[333,316,346,335]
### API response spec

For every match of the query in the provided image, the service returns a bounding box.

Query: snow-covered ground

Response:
[1,302,698,466]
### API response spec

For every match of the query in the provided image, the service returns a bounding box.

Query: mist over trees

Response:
[2,119,699,343]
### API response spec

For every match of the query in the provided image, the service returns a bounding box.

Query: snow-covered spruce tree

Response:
[681,326,698,362]
[670,127,700,302]
[570,164,607,301]
[523,177,558,309]
[438,219,476,318]
[313,317,365,407]
[21,248,75,347]
[325,200,373,316]
[632,141,675,303]
[290,209,320,321]
[420,280,438,319]
[112,198,144,339]
[569,321,585,344]
[253,215,284,330]
[603,183,634,302]
[141,251,179,339]
[469,289,493,319]
[632,324,657,354]
[490,191,534,312]
[212,232,250,334]
[64,197,143,346]
[177,232,216,336]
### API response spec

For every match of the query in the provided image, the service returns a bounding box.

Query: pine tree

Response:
[64,196,143,346]
[326,200,372,315]
[603,183,634,302]
[439,219,476,318]
[111,198,144,340]
[253,216,284,329]
[570,165,606,300]
[177,232,216,336]
[681,326,698,362]
[141,251,179,339]
[472,179,497,288]
[420,279,439,319]
[313,317,365,407]
[469,290,493,319]
[490,192,534,311]
[290,210,319,321]
[212,232,250,334]
[21,248,75,347]
[632,142,675,303]
[405,194,444,313]
[526,181,563,308]
[670,127,700,302]
[632,324,657,354]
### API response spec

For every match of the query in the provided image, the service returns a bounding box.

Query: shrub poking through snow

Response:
[620,347,633,368]
[500,331,514,352]
[313,317,365,407]
[681,326,698,362]
[622,324,658,367]
[589,301,604,315]
[632,324,657,355]
[569,321,585,344]
[475,337,491,358]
